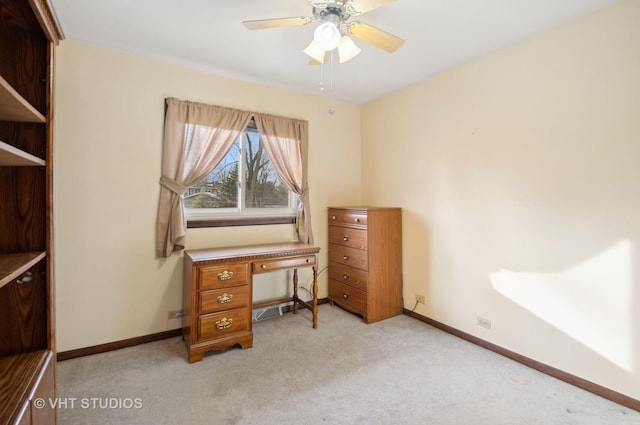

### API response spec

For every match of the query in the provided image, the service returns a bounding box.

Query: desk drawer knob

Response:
[343,274,350,280]
[215,317,233,330]
[217,270,234,281]
[354,218,360,223]
[306,258,311,263]
[342,255,349,260]
[343,292,349,299]
[331,215,336,220]
[343,235,349,241]
[217,293,233,304]
[261,264,267,269]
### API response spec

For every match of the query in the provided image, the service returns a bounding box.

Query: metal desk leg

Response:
[293,268,299,314]
[312,265,318,329]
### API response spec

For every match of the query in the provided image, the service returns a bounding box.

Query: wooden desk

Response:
[182,242,320,363]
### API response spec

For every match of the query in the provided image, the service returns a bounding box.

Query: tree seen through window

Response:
[184,128,293,211]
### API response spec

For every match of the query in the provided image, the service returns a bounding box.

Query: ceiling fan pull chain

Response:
[330,50,335,93]
[328,51,336,115]
[319,58,325,92]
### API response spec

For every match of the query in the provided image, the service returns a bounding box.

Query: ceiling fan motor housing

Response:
[312,3,351,25]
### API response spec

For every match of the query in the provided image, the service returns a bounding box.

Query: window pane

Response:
[184,125,298,218]
[244,131,290,209]
[184,140,239,209]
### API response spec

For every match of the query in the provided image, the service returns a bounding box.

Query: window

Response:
[157,98,312,257]
[184,124,299,222]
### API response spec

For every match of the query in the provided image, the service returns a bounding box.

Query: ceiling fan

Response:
[242,0,404,64]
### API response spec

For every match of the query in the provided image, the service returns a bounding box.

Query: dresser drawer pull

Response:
[215,317,233,330]
[343,292,349,299]
[217,293,233,304]
[343,235,350,241]
[342,254,349,260]
[261,264,267,269]
[331,215,336,220]
[217,270,234,281]
[354,218,360,223]
[306,258,311,263]
[343,274,350,280]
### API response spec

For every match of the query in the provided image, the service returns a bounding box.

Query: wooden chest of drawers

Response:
[327,207,403,323]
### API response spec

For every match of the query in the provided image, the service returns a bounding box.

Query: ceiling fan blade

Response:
[347,21,404,53]
[243,17,312,30]
[347,0,397,16]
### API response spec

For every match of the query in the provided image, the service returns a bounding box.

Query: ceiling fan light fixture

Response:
[337,35,361,63]
[303,40,326,64]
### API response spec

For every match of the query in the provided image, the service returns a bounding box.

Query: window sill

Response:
[187,215,296,228]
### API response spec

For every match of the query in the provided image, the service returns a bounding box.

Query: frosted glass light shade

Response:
[313,21,341,51]
[337,36,361,63]
[303,40,326,63]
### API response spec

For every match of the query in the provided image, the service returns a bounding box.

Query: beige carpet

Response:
[57,304,639,424]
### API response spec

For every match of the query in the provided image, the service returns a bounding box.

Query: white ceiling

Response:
[49,0,621,104]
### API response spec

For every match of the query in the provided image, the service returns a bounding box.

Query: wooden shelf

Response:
[0,252,46,290]
[0,141,45,166]
[0,76,46,123]
[0,350,50,424]
[0,0,61,422]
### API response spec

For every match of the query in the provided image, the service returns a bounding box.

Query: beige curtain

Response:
[156,98,252,257]
[254,113,314,244]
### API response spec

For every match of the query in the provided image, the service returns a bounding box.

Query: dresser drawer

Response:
[328,261,368,292]
[328,244,368,270]
[199,286,250,314]
[329,280,367,313]
[198,308,250,341]
[328,209,367,228]
[252,254,316,274]
[199,263,249,290]
[328,226,368,249]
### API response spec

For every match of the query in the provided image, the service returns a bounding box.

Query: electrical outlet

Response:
[415,294,426,304]
[476,316,491,330]
[168,310,184,320]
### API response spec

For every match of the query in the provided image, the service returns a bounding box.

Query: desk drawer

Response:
[328,244,368,270]
[199,286,250,314]
[329,280,367,314]
[328,226,368,249]
[198,308,250,341]
[328,209,367,228]
[328,262,368,292]
[199,263,248,290]
[252,255,316,274]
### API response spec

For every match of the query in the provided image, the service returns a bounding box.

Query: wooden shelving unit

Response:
[0,0,63,424]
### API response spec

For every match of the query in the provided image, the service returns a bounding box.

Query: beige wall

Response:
[362,0,640,399]
[54,40,362,352]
